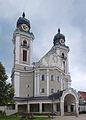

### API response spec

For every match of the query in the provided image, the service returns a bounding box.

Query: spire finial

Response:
[58,28,60,33]
[22,12,25,18]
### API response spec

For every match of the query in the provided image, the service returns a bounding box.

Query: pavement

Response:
[51,114,86,120]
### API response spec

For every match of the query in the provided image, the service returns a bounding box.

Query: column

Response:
[68,105,71,112]
[27,104,30,113]
[39,103,42,113]
[47,69,49,96]
[74,105,75,112]
[37,70,39,96]
[15,103,18,112]
[34,70,37,96]
[60,101,64,116]
[53,103,56,112]
[75,102,79,116]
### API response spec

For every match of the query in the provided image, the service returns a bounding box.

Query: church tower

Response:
[11,13,34,97]
[53,29,69,74]
[53,28,71,89]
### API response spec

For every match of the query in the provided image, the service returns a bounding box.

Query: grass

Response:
[0,116,49,120]
[0,116,20,120]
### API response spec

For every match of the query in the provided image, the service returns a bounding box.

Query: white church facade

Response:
[11,13,79,116]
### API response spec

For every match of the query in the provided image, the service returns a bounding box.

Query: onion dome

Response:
[53,29,65,46]
[16,12,30,30]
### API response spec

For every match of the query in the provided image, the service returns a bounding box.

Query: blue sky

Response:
[0,0,86,91]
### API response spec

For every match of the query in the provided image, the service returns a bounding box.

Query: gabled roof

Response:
[78,91,86,101]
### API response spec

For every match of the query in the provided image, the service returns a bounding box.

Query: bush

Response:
[79,111,86,114]
[0,111,6,116]
[20,113,33,120]
[48,114,51,119]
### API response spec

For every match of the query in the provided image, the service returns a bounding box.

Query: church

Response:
[11,13,79,116]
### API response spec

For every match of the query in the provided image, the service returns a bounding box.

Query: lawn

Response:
[0,116,19,120]
[0,116,49,120]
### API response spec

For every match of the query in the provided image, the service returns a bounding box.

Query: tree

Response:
[0,62,14,105]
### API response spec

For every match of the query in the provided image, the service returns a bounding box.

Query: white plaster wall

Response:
[14,72,20,97]
[15,36,20,64]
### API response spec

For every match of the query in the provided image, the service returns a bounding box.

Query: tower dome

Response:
[16,12,31,31]
[53,29,65,46]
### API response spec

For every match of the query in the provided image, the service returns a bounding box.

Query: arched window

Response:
[51,88,54,93]
[62,53,64,58]
[41,74,45,81]
[23,50,27,62]
[41,88,45,93]
[23,40,27,46]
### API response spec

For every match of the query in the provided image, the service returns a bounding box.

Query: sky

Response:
[0,0,86,91]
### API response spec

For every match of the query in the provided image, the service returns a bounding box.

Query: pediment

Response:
[37,49,59,67]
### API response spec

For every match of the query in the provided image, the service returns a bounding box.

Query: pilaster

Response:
[61,73,63,90]
[47,69,49,96]
[37,70,40,96]
[15,36,20,64]
[34,70,37,96]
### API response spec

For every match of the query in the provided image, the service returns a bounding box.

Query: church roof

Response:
[14,96,49,101]
[14,91,63,101]
[49,90,63,100]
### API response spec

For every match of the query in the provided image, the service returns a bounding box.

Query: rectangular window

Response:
[57,76,60,82]
[41,74,45,81]
[23,50,27,62]
[51,75,54,81]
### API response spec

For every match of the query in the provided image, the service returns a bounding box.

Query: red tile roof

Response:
[79,91,86,101]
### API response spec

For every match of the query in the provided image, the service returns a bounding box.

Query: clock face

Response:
[60,39,65,45]
[21,24,29,32]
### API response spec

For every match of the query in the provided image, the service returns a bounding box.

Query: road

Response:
[52,114,86,120]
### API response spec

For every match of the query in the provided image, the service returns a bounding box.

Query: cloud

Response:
[71,66,86,91]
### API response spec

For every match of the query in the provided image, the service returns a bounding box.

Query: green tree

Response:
[0,62,14,105]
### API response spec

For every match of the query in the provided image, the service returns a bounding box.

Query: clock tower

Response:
[13,12,34,66]
[11,13,34,97]
[53,29,70,74]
